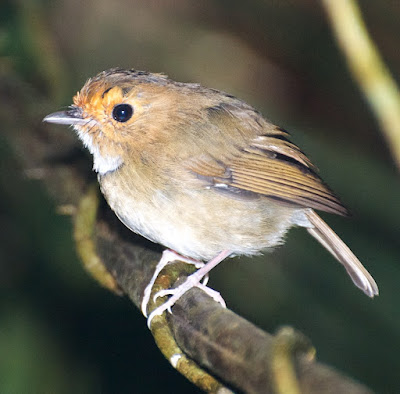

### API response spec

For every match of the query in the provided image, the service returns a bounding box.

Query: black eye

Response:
[112,104,133,122]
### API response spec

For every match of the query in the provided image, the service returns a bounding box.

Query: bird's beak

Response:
[43,108,88,126]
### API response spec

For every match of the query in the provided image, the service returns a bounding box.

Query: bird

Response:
[43,68,378,326]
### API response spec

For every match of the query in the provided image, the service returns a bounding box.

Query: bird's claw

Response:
[147,281,226,328]
[141,250,204,317]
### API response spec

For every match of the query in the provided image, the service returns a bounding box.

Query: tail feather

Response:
[305,210,378,297]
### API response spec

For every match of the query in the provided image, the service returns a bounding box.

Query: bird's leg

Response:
[141,249,203,317]
[147,250,231,328]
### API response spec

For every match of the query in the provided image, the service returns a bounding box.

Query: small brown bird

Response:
[44,68,378,325]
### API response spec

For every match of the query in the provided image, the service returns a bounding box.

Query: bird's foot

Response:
[147,270,226,328]
[141,250,204,317]
[146,250,231,328]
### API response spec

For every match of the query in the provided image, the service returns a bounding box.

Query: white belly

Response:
[100,171,310,261]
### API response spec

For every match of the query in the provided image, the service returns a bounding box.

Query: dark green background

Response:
[1,1,399,392]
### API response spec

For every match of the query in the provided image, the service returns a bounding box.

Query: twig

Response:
[322,0,400,170]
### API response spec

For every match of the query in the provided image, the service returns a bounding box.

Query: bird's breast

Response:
[98,162,309,261]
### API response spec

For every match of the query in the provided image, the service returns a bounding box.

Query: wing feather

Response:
[186,102,348,216]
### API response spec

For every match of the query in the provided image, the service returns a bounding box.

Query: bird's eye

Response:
[112,104,133,122]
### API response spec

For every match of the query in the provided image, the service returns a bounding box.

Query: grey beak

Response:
[43,109,88,126]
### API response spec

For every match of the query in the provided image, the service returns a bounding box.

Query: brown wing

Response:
[186,106,348,216]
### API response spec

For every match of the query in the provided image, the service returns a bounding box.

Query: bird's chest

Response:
[98,165,204,252]
[97,163,302,260]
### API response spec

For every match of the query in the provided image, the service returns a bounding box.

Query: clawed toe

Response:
[153,288,175,303]
[145,250,231,328]
[195,283,226,308]
[147,281,227,328]
[141,250,204,317]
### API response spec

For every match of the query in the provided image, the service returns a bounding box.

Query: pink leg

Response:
[141,250,203,317]
[147,250,231,328]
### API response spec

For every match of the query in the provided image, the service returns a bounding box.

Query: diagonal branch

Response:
[322,0,400,170]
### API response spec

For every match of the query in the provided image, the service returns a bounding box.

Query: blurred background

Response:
[1,0,399,392]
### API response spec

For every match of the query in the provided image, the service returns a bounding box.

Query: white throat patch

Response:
[73,126,123,175]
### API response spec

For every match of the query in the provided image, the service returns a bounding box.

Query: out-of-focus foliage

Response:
[1,1,399,392]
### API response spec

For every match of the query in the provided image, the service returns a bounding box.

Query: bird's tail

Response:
[305,210,378,297]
